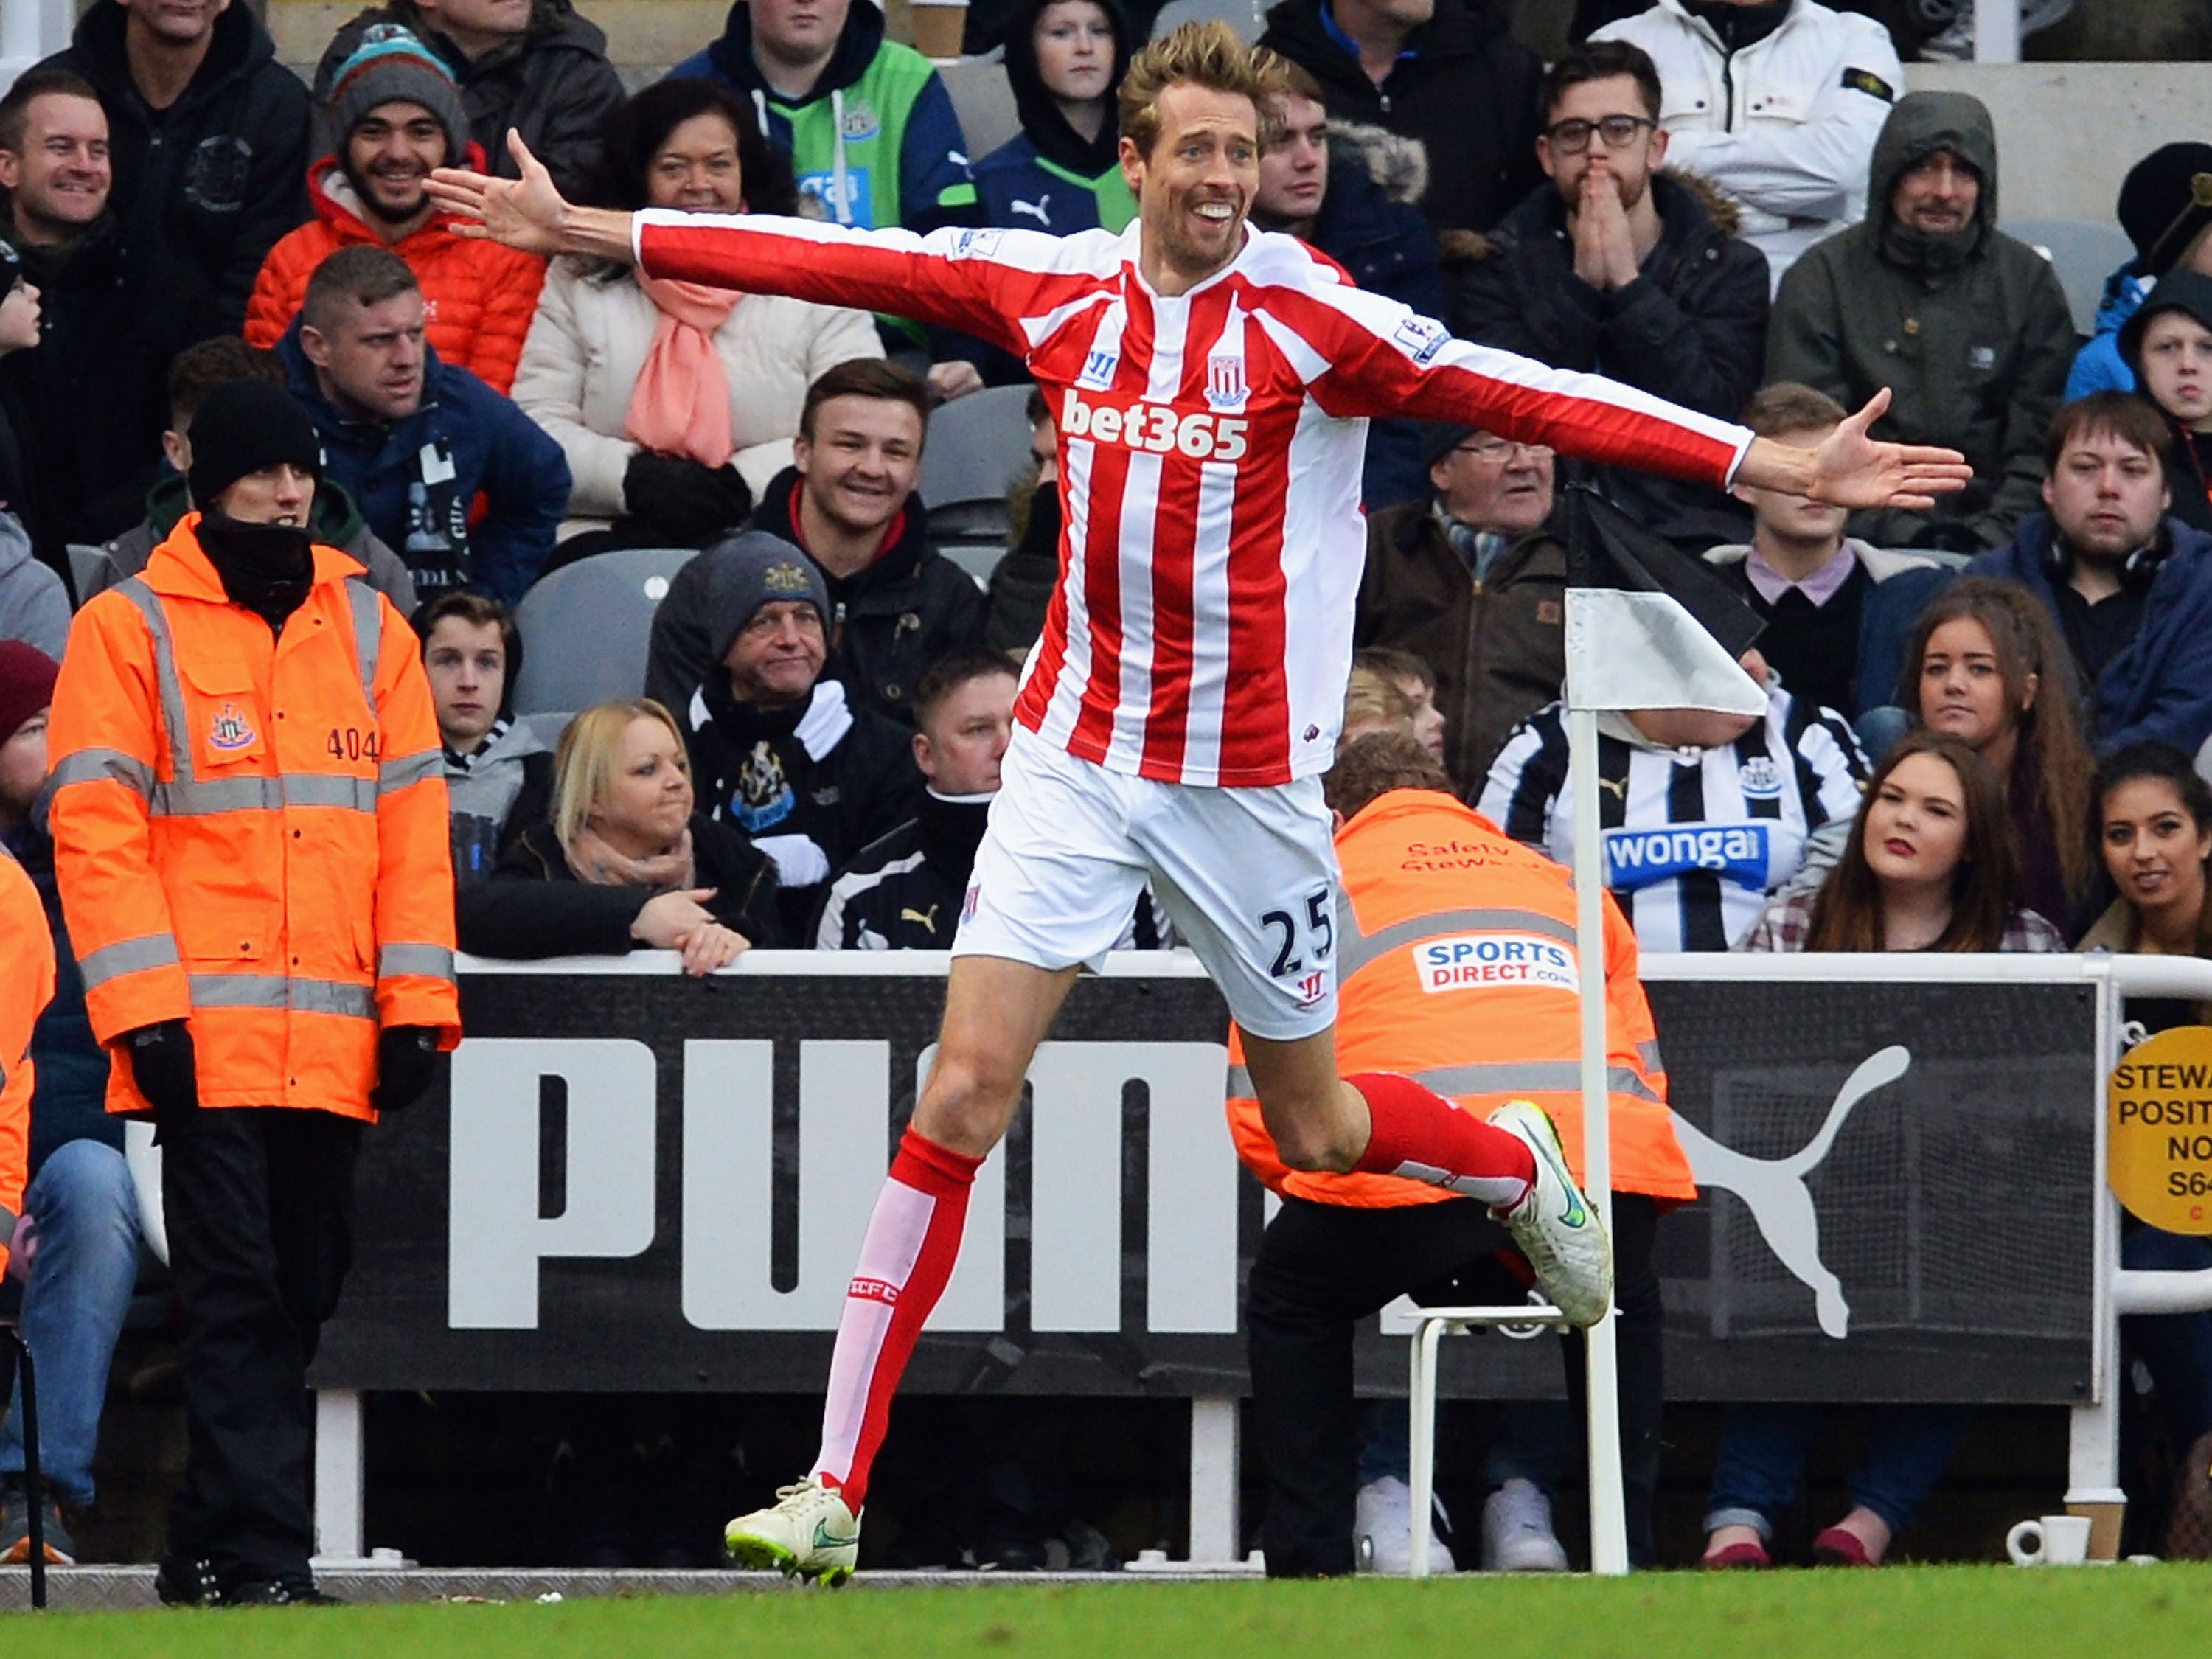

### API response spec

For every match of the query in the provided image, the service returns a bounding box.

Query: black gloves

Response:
[621,451,754,546]
[371,1026,445,1114]
[125,1020,198,1116]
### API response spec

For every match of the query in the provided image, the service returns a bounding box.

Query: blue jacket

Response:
[1300,125,1449,509]
[2066,261,2147,401]
[973,136,1133,237]
[669,0,974,235]
[4,819,115,1176]
[278,319,568,605]
[974,0,1133,238]
[1969,512,2212,755]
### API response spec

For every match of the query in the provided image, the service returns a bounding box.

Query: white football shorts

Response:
[953,725,1340,1040]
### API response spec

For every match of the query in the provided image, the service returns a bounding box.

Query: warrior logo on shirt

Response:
[731,741,796,834]
[208,701,257,754]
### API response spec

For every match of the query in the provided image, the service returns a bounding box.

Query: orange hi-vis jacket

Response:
[1228,789,1694,1208]
[47,517,461,1121]
[0,844,54,1278]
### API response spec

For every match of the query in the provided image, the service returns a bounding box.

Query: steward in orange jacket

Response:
[0,844,55,1281]
[44,381,458,1605]
[1233,735,1689,1576]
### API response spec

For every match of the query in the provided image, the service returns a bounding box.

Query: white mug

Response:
[2006,1514,2093,1565]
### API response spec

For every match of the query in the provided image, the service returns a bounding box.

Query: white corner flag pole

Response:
[1568,703,1631,1577]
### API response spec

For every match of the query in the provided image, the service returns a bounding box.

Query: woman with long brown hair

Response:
[1745,728,2067,954]
[1891,575,2097,934]
[1707,731,2064,1568]
[2079,742,2212,1549]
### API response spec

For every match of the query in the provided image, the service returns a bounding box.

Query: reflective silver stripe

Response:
[49,747,155,797]
[1227,1061,1661,1105]
[187,974,377,1020]
[77,932,182,990]
[150,773,380,817]
[378,748,440,793]
[1336,907,1579,979]
[115,579,194,789]
[1637,1040,1665,1074]
[378,943,455,981]
[1409,1062,1665,1105]
[347,579,380,715]
[0,1205,14,1249]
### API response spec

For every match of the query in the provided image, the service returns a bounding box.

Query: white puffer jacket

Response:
[1593,0,1902,293]
[513,255,883,536]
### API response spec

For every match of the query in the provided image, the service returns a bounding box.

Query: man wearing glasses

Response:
[1447,38,1769,551]
[1354,423,1565,793]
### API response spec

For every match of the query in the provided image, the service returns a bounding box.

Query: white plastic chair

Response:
[1405,1299,1573,1576]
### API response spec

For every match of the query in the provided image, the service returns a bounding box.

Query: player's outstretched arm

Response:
[428,132,636,264]
[1735,387,1975,512]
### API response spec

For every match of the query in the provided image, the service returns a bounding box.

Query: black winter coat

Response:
[684,677,926,936]
[315,0,627,202]
[644,471,989,728]
[1448,173,1770,545]
[0,216,208,559]
[457,812,785,957]
[1256,0,1543,237]
[43,1,310,335]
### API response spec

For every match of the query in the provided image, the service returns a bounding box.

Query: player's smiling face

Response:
[1124,82,1258,290]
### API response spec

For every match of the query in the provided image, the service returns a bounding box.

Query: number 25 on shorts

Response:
[1259,888,1335,980]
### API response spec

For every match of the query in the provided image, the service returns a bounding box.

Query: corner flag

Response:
[1559,484,1767,718]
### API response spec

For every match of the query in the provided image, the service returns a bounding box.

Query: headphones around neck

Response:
[2043,523,2166,589]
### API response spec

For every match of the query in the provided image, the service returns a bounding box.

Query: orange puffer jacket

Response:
[244,153,547,394]
[0,844,54,1279]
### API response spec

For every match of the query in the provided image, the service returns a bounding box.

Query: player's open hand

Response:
[427,131,570,257]
[1799,387,1976,511]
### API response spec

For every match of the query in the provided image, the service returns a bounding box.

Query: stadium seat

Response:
[511,547,701,717]
[1150,0,1269,41]
[921,383,1034,552]
[2004,217,2135,337]
[938,55,1021,159]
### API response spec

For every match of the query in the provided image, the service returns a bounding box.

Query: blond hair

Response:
[1119,21,1288,160]
[552,699,689,851]
[1340,664,1415,748]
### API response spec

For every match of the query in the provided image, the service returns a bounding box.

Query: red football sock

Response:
[810,1127,981,1512]
[1348,1071,1535,1207]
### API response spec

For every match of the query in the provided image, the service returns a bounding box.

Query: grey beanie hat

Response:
[326,24,469,164]
[706,532,832,661]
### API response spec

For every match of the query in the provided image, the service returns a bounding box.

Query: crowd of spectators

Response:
[1,0,2211,1582]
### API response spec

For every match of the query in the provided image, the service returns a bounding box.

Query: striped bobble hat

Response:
[325,24,467,164]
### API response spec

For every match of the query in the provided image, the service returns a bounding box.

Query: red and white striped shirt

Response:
[635,212,1753,788]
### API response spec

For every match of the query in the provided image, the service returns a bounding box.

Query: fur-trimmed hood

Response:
[1332,121,1427,209]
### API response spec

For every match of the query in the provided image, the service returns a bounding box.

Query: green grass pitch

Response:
[6,1566,2212,1658]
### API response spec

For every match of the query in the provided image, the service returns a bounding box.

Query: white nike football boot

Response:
[723,1476,860,1585]
[1486,1101,1612,1329]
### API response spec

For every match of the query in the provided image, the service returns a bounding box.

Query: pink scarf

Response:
[564,820,697,892]
[625,273,742,468]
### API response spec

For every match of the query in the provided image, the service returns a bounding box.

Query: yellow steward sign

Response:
[2110,1026,2212,1234]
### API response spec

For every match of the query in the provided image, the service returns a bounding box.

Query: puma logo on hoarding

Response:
[1669,1045,1910,1339]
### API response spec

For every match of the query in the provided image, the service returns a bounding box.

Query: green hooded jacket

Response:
[1766,91,2077,552]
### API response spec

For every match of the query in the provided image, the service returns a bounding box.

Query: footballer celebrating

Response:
[428,23,1966,1583]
